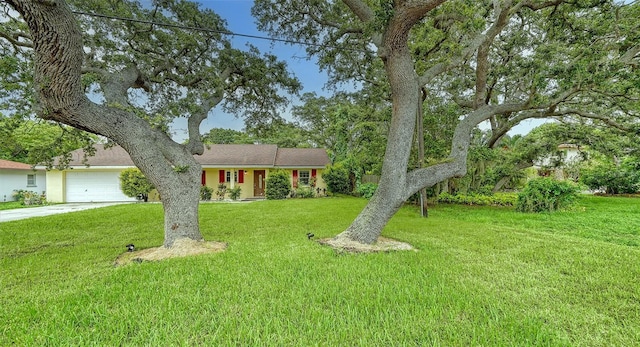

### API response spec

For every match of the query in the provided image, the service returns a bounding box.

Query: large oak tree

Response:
[3,0,300,247]
[254,0,639,245]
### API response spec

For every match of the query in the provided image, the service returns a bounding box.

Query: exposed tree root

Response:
[318,236,415,253]
[114,239,227,266]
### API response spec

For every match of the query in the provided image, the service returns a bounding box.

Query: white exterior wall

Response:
[0,169,47,202]
[535,147,582,168]
[563,148,582,164]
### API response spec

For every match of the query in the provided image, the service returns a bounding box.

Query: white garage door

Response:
[66,171,136,202]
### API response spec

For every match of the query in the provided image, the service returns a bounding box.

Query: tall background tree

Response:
[254,0,639,245]
[2,0,300,248]
[292,91,390,183]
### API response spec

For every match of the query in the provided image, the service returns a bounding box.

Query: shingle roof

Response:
[274,148,331,168]
[60,144,329,168]
[199,144,278,167]
[0,159,33,170]
[65,145,136,166]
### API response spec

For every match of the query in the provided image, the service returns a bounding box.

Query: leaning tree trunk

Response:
[125,140,204,247]
[9,0,204,248]
[334,17,421,244]
[156,165,203,247]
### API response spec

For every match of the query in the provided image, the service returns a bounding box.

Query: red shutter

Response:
[292,170,298,188]
[238,170,244,184]
[219,170,225,183]
[201,171,206,185]
[311,169,317,178]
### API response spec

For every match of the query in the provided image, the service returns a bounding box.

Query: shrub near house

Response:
[266,169,291,200]
[323,163,351,194]
[516,178,580,212]
[12,189,47,205]
[580,158,640,194]
[119,168,154,202]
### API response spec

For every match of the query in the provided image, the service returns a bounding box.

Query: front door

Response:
[253,170,266,197]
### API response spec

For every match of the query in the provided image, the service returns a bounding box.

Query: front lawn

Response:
[1,196,639,345]
[0,201,55,211]
[0,201,25,211]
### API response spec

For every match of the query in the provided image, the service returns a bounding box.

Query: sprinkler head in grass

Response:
[306,233,314,240]
[126,243,135,252]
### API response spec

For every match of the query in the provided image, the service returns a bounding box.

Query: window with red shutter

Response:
[298,170,310,185]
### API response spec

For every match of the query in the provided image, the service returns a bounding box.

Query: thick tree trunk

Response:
[124,139,204,248]
[335,14,421,244]
[334,192,404,244]
[9,0,204,248]
[155,163,203,247]
[417,90,428,218]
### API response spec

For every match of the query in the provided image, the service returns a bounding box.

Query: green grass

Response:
[0,201,58,211]
[0,201,25,211]
[1,196,639,345]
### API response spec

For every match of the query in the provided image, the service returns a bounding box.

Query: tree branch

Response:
[620,44,639,66]
[295,3,356,32]
[419,0,564,87]
[550,109,630,131]
[0,29,33,50]
[184,67,233,155]
[341,0,383,47]
[406,101,533,194]
[341,0,375,23]
[418,22,486,85]
[521,0,565,11]
[474,0,515,107]
[100,66,149,107]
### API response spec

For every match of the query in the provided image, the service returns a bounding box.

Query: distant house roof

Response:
[274,148,331,167]
[558,144,581,150]
[57,144,329,168]
[0,159,33,170]
[66,145,136,167]
[199,144,278,168]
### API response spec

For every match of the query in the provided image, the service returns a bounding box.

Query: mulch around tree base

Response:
[114,239,227,266]
[318,236,416,253]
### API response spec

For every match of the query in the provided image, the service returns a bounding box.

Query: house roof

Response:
[199,144,278,167]
[558,144,581,150]
[274,148,331,167]
[66,145,136,167]
[58,144,329,168]
[0,159,33,170]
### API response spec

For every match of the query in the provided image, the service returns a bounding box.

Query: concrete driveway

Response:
[0,202,131,223]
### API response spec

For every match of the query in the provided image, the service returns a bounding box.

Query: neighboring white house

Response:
[533,144,584,179]
[0,159,47,202]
